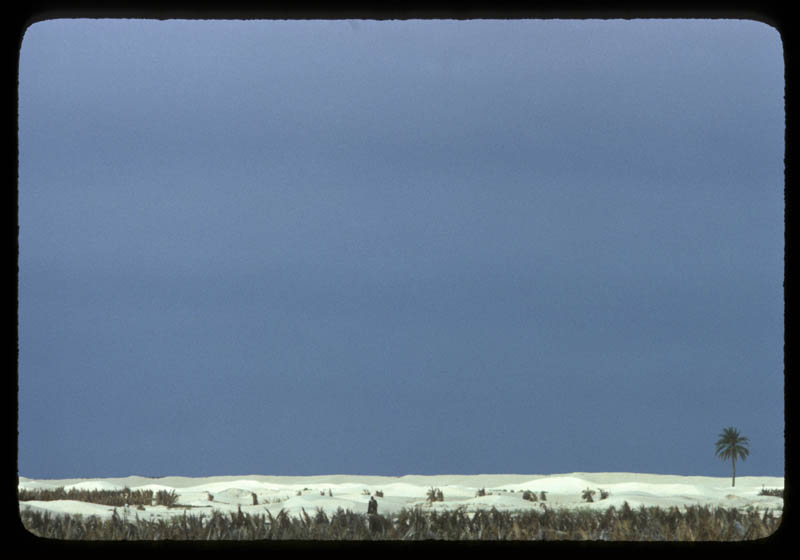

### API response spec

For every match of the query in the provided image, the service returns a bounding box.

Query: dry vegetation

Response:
[18,487,179,507]
[19,502,781,541]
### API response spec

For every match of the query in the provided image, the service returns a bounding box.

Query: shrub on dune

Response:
[522,490,537,502]
[426,487,444,502]
[155,489,179,507]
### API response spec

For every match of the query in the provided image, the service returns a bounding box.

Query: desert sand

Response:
[18,472,784,522]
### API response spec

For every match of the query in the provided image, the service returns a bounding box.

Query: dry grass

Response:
[19,503,782,541]
[18,487,178,507]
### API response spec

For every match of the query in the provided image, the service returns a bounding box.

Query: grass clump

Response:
[522,490,538,502]
[426,488,444,502]
[155,489,179,507]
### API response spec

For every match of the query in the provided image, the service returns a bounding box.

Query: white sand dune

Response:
[19,472,784,523]
[62,480,128,492]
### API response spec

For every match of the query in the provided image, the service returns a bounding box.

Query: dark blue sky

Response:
[18,19,784,478]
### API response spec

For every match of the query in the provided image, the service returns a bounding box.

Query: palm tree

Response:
[714,426,750,487]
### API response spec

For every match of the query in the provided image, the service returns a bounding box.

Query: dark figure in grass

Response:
[367,495,378,514]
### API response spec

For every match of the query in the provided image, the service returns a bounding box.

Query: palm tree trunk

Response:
[731,457,736,487]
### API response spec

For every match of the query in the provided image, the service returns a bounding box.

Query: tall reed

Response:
[20,504,781,541]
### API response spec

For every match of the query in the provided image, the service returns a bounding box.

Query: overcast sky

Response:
[18,19,784,479]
